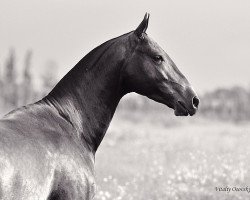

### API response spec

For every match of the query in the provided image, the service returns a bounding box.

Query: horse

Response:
[0,13,199,200]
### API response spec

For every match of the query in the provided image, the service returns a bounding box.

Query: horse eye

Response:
[152,55,163,64]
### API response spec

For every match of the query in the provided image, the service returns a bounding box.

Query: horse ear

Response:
[134,13,150,39]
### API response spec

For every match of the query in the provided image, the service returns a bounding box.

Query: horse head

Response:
[122,13,199,116]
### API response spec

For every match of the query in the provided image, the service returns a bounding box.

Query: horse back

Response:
[0,104,95,200]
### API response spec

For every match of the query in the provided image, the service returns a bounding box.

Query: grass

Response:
[95,108,250,200]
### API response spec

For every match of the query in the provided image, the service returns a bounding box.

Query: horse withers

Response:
[0,13,199,200]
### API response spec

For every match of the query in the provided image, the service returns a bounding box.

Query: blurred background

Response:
[1,0,250,199]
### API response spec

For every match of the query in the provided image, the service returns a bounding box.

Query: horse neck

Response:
[44,36,129,153]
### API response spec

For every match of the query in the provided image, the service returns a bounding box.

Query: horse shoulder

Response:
[44,143,95,200]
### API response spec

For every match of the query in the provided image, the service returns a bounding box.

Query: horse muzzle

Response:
[174,92,200,116]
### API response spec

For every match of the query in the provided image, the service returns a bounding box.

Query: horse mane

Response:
[73,31,132,71]
[46,31,133,100]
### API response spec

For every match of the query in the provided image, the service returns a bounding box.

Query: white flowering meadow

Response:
[95,109,250,200]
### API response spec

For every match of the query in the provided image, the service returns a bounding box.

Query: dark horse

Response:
[0,14,199,199]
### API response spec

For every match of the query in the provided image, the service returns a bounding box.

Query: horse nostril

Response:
[192,96,199,109]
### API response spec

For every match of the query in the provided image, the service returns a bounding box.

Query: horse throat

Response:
[44,39,128,153]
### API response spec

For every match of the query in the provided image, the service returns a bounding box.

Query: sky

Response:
[0,0,250,94]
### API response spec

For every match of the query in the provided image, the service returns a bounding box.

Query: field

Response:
[95,106,250,200]
[1,99,250,200]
